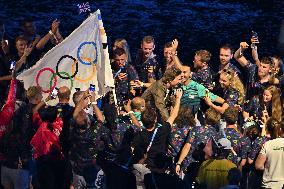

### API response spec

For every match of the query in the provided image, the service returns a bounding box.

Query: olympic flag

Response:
[17,10,114,103]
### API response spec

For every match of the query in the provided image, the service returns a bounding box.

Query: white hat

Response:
[218,138,232,150]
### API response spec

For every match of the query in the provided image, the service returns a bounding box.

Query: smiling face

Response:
[180,66,192,84]
[219,73,230,88]
[16,39,28,55]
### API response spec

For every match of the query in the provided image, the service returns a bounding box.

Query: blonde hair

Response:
[220,69,245,105]
[27,86,42,100]
[264,86,282,122]
[114,39,131,63]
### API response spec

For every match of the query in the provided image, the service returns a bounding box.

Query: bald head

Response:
[131,97,145,112]
[58,86,71,103]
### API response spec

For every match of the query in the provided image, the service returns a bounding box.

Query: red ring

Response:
[36,67,57,93]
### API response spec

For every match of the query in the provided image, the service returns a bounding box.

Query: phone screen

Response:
[89,84,96,92]
[51,88,58,98]
[10,61,16,70]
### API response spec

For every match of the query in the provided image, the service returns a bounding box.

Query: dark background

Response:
[1,0,284,69]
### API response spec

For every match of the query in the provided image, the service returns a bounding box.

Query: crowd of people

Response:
[0,18,284,189]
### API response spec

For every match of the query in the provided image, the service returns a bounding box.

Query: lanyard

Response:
[147,128,158,152]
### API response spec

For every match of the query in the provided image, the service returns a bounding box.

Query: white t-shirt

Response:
[260,138,284,189]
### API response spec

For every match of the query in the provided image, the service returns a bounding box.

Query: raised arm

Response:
[171,39,183,70]
[234,42,250,67]
[251,37,260,66]
[0,69,17,126]
[124,100,141,128]
[36,19,61,50]
[15,45,33,71]
[73,92,90,119]
[32,94,52,114]
[167,88,182,126]
[204,95,229,114]
[89,90,104,122]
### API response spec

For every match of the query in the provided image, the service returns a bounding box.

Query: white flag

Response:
[17,10,114,104]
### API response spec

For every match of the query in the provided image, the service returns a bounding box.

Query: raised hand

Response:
[23,44,33,57]
[171,39,179,54]
[175,88,183,100]
[1,39,9,54]
[51,19,60,34]
[240,42,249,50]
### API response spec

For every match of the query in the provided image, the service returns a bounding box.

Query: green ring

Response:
[49,71,73,90]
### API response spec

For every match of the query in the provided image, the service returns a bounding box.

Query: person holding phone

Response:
[112,47,139,107]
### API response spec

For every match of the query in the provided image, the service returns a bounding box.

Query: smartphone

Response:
[89,84,96,92]
[51,87,59,99]
[9,61,16,70]
[5,40,8,45]
[252,31,258,39]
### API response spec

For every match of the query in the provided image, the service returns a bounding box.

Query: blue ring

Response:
[77,41,98,65]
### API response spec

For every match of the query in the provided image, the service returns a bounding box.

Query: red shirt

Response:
[0,79,16,139]
[30,113,64,160]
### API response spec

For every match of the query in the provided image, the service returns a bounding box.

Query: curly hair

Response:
[220,69,245,105]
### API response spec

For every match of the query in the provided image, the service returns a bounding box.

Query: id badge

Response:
[188,95,195,99]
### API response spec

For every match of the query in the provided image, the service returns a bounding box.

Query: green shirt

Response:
[181,80,218,106]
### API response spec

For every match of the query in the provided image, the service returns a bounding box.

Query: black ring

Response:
[56,55,78,79]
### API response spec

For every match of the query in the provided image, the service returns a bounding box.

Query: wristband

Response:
[176,163,181,166]
[173,51,178,56]
[91,101,97,105]
[49,30,55,36]
[140,82,144,87]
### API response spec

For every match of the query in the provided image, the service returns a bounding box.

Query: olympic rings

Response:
[36,67,57,93]
[56,55,78,79]
[71,57,96,83]
[77,42,98,65]
[50,71,74,90]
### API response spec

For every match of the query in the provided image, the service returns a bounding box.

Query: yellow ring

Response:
[71,57,96,83]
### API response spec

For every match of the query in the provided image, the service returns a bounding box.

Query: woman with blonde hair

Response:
[204,68,245,114]
[244,85,282,123]
[112,38,132,63]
